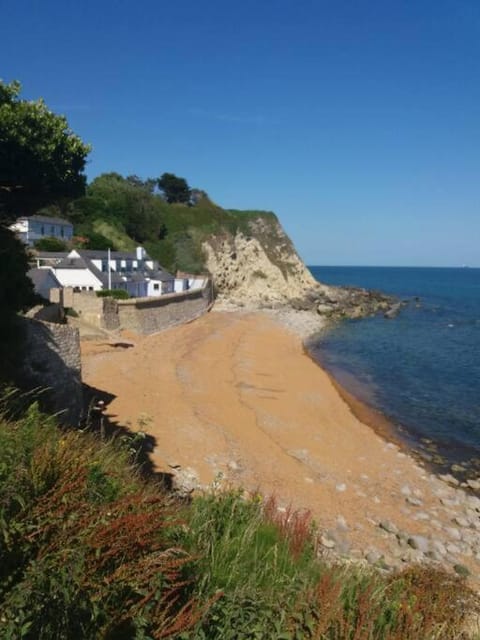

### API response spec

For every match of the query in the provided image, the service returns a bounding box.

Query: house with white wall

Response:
[37,247,177,297]
[31,246,206,299]
[10,215,73,246]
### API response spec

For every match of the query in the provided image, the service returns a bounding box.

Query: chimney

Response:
[136,246,144,261]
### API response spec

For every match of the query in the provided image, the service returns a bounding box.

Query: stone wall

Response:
[19,317,83,425]
[113,283,213,335]
[61,283,213,335]
[25,303,64,324]
[67,290,105,327]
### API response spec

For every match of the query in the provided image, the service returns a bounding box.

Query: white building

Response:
[10,215,73,246]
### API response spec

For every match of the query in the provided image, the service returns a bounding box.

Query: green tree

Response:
[34,237,68,251]
[86,173,165,242]
[0,80,90,382]
[0,79,91,224]
[158,172,191,204]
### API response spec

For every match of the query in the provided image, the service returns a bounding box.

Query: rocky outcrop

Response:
[203,217,322,307]
[202,215,395,321]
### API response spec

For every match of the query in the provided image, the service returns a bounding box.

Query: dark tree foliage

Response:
[82,232,115,251]
[34,237,68,252]
[0,227,36,382]
[0,80,90,383]
[76,173,166,243]
[158,173,191,204]
[0,227,34,314]
[0,80,91,224]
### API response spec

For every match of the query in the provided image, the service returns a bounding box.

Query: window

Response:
[61,228,64,237]
[41,226,45,235]
[153,283,159,291]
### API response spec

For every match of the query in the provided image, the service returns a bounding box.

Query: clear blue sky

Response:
[3,0,479,266]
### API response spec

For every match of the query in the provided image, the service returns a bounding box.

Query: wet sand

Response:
[81,309,480,579]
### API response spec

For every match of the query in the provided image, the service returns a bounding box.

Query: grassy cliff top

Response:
[42,173,280,274]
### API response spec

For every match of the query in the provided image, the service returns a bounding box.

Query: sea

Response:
[307,266,480,477]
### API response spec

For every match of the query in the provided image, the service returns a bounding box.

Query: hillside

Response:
[48,172,393,314]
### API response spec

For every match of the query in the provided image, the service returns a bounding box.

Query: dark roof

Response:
[20,215,73,226]
[34,251,69,260]
[56,257,90,270]
[27,268,61,289]
[146,267,174,282]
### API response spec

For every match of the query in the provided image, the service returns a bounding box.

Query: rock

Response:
[288,448,309,462]
[466,495,480,509]
[453,516,470,528]
[171,466,199,497]
[406,496,423,506]
[413,511,430,521]
[444,526,462,541]
[320,535,336,549]
[467,478,480,491]
[379,520,399,535]
[446,543,461,555]
[431,540,447,556]
[439,473,460,486]
[440,497,459,507]
[365,549,382,565]
[400,485,412,497]
[327,529,350,555]
[336,515,349,531]
[384,303,402,319]
[335,483,347,492]
[401,548,424,563]
[317,303,335,316]
[407,536,430,553]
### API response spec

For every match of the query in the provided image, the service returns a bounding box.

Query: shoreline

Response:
[258,305,413,459]
[80,307,480,585]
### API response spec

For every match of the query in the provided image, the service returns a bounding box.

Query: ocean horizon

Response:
[308,265,480,478]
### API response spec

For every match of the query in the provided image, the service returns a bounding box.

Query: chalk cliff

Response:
[202,215,393,318]
[203,217,323,306]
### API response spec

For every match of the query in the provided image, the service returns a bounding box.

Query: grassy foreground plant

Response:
[0,399,479,639]
[0,402,204,639]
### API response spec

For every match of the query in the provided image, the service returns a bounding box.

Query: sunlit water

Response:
[308,266,480,474]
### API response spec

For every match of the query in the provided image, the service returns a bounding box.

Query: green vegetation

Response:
[0,79,90,383]
[0,80,90,224]
[65,172,279,274]
[96,289,130,300]
[0,228,35,383]
[34,236,68,252]
[158,172,191,204]
[1,397,478,639]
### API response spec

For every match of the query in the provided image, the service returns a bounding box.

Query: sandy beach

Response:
[81,309,480,580]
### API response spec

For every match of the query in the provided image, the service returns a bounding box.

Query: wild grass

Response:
[0,401,204,639]
[1,398,479,639]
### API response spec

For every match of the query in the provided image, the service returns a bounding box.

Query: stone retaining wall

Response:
[112,283,213,334]
[19,317,83,425]
[60,283,213,334]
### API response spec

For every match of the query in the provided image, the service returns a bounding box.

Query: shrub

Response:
[0,402,204,639]
[1,398,479,639]
[34,236,68,251]
[96,288,130,299]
